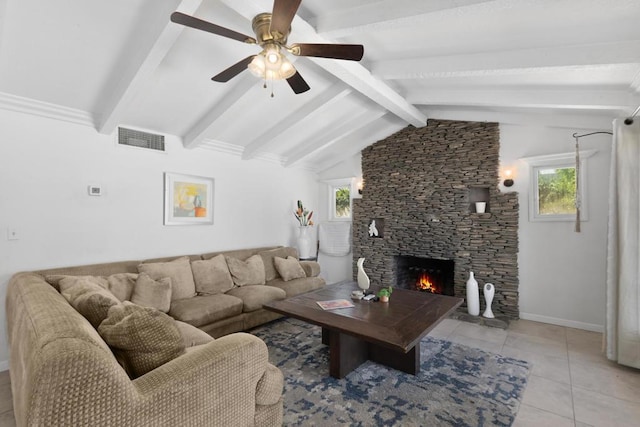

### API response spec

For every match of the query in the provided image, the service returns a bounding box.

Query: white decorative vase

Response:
[356,258,370,292]
[466,271,480,316]
[483,283,495,318]
[475,202,487,213]
[297,226,313,259]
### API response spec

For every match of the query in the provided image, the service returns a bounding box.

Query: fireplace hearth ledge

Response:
[449,309,510,329]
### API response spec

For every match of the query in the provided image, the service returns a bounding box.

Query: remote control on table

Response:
[363,294,376,301]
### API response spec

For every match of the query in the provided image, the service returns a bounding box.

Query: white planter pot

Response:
[297,226,314,259]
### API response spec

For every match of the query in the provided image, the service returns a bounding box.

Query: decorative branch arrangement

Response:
[294,200,314,226]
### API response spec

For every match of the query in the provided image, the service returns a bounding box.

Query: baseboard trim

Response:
[520,312,604,333]
[0,360,9,372]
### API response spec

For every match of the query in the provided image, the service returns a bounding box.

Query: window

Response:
[523,150,596,222]
[326,179,352,221]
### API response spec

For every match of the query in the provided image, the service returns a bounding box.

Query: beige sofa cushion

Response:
[274,256,306,282]
[169,294,243,327]
[105,273,138,301]
[174,320,215,347]
[138,256,196,301]
[268,276,326,297]
[226,255,266,287]
[225,285,287,312]
[59,277,121,328]
[191,254,234,295]
[259,247,298,281]
[98,302,185,379]
[131,273,172,313]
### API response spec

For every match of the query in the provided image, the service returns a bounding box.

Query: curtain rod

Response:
[572,131,613,139]
[624,105,640,125]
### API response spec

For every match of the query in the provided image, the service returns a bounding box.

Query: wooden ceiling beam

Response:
[96,0,202,135]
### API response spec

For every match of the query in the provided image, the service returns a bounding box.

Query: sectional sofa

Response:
[6,245,325,426]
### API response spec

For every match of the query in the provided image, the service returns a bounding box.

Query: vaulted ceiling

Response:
[1,0,638,172]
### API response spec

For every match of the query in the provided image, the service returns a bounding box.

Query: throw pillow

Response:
[191,254,234,295]
[138,256,196,301]
[274,256,307,282]
[98,302,185,379]
[55,275,109,293]
[259,247,298,281]
[59,277,121,328]
[130,273,172,313]
[226,255,266,287]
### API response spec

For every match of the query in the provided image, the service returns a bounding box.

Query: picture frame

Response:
[164,173,214,225]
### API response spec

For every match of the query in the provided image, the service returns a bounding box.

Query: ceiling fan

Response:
[170,0,364,95]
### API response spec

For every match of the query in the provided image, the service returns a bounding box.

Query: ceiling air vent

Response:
[118,127,165,152]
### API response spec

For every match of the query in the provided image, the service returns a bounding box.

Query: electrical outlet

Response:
[7,228,19,241]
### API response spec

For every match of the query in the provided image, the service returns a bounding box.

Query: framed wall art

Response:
[164,173,214,225]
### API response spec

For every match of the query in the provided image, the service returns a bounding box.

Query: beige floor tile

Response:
[570,359,640,403]
[451,321,508,346]
[505,332,568,359]
[0,410,16,427]
[0,383,12,415]
[509,319,567,343]
[427,318,461,339]
[512,403,574,427]
[447,333,502,354]
[501,345,571,384]
[573,386,640,427]
[522,375,574,419]
[575,423,595,427]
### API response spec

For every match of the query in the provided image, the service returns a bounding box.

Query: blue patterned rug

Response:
[252,318,530,427]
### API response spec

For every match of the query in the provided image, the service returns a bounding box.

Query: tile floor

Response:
[0,318,638,426]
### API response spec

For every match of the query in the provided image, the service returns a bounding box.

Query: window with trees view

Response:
[536,166,576,215]
[333,186,351,219]
[525,150,595,222]
[327,179,352,221]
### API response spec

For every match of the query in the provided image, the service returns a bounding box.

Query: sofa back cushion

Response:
[191,254,234,295]
[130,273,172,313]
[98,302,185,378]
[138,256,196,301]
[226,255,266,287]
[59,276,121,328]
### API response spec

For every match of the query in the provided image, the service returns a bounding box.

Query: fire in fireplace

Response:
[395,256,454,296]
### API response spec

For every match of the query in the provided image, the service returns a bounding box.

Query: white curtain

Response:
[605,118,640,368]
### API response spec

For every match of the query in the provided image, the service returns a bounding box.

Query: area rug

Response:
[252,318,531,427]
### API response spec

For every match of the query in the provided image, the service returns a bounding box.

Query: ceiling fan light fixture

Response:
[248,48,295,81]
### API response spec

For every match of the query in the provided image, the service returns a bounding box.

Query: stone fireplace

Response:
[353,119,519,320]
[395,255,454,296]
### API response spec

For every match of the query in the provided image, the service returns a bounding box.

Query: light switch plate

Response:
[88,185,102,196]
[7,228,19,240]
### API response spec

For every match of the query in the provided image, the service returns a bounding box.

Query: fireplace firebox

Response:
[395,256,454,296]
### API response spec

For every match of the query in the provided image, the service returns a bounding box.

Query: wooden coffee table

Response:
[263,281,463,378]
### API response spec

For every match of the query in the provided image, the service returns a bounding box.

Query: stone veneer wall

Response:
[352,119,520,319]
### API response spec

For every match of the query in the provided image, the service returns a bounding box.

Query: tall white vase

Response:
[466,271,480,316]
[297,226,313,259]
[357,258,370,292]
[483,283,495,318]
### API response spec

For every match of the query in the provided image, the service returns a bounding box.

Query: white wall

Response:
[500,124,612,331]
[316,154,362,284]
[0,109,320,368]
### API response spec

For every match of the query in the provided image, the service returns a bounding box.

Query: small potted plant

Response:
[377,286,393,303]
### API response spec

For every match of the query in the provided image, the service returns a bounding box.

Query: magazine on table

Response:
[316,299,355,310]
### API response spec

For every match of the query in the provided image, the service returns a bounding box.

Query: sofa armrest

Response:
[300,260,321,277]
[255,363,284,406]
[131,332,282,426]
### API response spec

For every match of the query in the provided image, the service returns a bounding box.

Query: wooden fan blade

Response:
[290,43,364,61]
[212,56,256,82]
[171,12,256,44]
[271,0,302,38]
[286,71,310,94]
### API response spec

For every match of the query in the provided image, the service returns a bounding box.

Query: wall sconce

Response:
[503,169,514,187]
[357,179,363,195]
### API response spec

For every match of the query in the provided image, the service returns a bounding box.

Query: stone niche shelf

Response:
[353,119,520,320]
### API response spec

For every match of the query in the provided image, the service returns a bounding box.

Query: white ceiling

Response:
[1,0,639,172]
